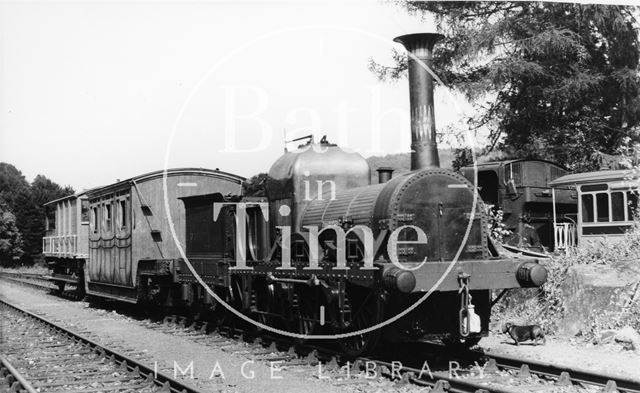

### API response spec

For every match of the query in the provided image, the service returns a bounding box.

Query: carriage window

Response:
[104,203,112,231]
[119,200,127,229]
[46,207,56,230]
[505,163,522,186]
[91,207,99,233]
[611,192,625,222]
[596,193,609,222]
[628,191,639,220]
[581,194,594,222]
[81,200,90,222]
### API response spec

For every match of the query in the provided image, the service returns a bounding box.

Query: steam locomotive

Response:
[42,33,547,356]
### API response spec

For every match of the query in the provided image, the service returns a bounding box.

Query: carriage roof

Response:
[549,169,640,187]
[84,168,244,198]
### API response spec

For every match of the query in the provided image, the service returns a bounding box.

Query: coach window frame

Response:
[80,199,90,224]
[90,204,100,235]
[45,205,56,230]
[578,183,638,228]
[103,198,114,235]
[115,193,130,235]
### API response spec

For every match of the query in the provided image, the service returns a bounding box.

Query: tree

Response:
[0,163,31,208]
[29,175,75,257]
[372,2,640,171]
[243,173,269,197]
[0,163,37,260]
[0,163,74,261]
[0,202,24,266]
[31,175,74,207]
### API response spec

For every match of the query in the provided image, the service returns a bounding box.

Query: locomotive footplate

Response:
[176,257,228,286]
[235,262,377,286]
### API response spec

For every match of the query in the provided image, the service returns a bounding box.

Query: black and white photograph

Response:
[1,1,639,392]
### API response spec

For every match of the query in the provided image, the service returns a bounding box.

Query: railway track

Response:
[149,315,511,393]
[0,297,204,393]
[2,272,640,393]
[0,271,83,301]
[0,271,57,291]
[473,349,640,393]
[415,342,640,393]
[154,314,640,393]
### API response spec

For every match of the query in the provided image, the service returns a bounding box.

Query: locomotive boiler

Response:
[44,32,548,357]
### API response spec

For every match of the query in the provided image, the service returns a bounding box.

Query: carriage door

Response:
[88,200,101,282]
[115,191,133,286]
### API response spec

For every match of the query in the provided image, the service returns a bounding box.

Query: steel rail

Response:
[368,358,518,393]
[0,297,204,393]
[190,324,518,393]
[0,271,84,301]
[480,350,640,393]
[0,271,54,289]
[419,341,640,393]
[0,355,38,393]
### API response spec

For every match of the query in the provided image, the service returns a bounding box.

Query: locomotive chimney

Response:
[394,33,444,170]
[376,167,394,183]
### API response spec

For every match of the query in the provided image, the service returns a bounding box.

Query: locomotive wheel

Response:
[266,284,294,333]
[337,286,382,358]
[245,280,271,341]
[246,282,294,346]
[206,286,235,328]
[294,285,322,339]
[224,277,246,338]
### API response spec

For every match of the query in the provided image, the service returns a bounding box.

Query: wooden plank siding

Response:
[85,169,243,296]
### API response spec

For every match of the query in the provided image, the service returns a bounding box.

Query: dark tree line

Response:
[0,163,74,265]
[372,2,640,171]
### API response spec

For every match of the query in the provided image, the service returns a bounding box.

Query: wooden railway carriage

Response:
[43,192,91,291]
[45,168,244,302]
[549,169,640,249]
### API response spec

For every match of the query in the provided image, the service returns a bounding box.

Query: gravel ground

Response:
[479,335,640,380]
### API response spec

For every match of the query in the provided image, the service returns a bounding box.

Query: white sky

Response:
[0,0,480,191]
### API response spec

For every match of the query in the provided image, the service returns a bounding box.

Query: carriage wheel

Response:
[74,269,86,299]
[337,286,382,358]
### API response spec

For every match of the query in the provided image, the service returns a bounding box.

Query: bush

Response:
[486,206,511,243]
[492,221,640,341]
[0,206,24,266]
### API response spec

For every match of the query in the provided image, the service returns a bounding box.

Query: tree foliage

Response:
[0,163,74,262]
[243,173,269,197]
[373,2,640,171]
[0,201,24,265]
